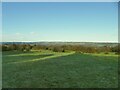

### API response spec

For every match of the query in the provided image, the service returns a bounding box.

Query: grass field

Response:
[2,50,118,88]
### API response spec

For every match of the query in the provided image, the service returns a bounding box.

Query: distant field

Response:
[2,50,118,88]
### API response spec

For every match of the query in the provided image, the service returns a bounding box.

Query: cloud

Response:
[30,32,34,34]
[30,32,38,35]
[2,32,40,42]
[15,33,21,35]
[2,31,117,42]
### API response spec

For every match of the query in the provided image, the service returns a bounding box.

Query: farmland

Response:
[2,50,118,88]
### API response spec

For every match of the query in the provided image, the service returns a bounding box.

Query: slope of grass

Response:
[2,50,118,88]
[0,51,2,89]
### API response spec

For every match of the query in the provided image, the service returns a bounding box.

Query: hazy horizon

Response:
[1,41,118,43]
[2,2,118,42]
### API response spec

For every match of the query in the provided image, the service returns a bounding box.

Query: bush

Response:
[32,45,41,50]
[104,52,109,54]
[115,52,119,55]
[52,46,63,52]
[2,45,8,51]
[53,47,59,52]
[17,45,26,51]
[25,45,31,52]
[62,49,65,52]
[46,47,48,50]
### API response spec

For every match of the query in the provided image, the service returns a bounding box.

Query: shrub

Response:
[115,52,119,55]
[104,52,109,54]
[25,45,31,52]
[18,45,26,51]
[46,47,48,50]
[2,45,8,51]
[32,45,41,50]
[62,49,65,52]
[52,46,63,52]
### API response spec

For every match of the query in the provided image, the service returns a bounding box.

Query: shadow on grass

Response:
[6,52,74,64]
[3,54,54,64]
[2,51,34,55]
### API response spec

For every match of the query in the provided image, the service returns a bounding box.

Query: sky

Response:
[2,0,120,2]
[0,3,2,43]
[2,2,118,42]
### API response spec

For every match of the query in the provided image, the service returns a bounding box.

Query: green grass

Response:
[0,51,2,89]
[2,50,118,88]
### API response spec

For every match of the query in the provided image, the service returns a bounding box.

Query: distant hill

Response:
[1,42,118,47]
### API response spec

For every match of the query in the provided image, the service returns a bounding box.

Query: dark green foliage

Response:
[53,47,60,52]
[18,44,26,51]
[25,45,31,52]
[0,45,2,51]
[52,46,65,52]
[62,49,65,52]
[1,43,120,54]
[111,45,120,54]
[104,52,109,54]
[2,45,8,51]
[46,47,48,50]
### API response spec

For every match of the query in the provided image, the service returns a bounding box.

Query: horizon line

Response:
[1,41,119,43]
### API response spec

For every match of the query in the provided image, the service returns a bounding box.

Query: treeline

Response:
[0,44,120,54]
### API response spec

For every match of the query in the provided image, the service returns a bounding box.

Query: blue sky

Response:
[2,2,118,42]
[0,3,2,42]
[2,0,120,2]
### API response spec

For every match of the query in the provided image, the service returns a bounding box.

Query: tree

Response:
[25,44,31,52]
[111,45,120,54]
[9,44,18,51]
[18,44,26,51]
[2,45,8,51]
